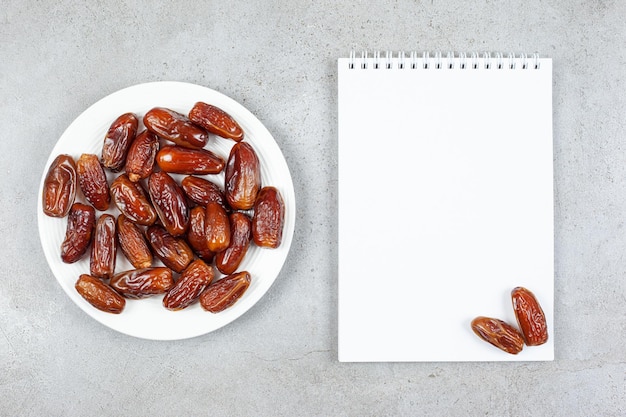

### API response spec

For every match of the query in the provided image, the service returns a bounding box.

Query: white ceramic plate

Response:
[37,81,295,340]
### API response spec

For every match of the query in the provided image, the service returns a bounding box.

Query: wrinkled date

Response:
[511,287,548,346]
[110,174,157,226]
[215,212,252,275]
[146,225,193,273]
[42,154,77,217]
[144,107,208,149]
[252,186,285,248]
[75,274,125,314]
[110,267,174,299]
[61,203,96,263]
[186,206,215,262]
[471,316,525,355]
[156,146,225,175]
[200,271,251,313]
[225,141,261,210]
[101,112,138,172]
[76,153,110,211]
[116,214,153,269]
[205,202,230,253]
[125,129,159,182]
[188,102,244,142]
[90,214,117,279]
[163,259,215,310]
[148,171,189,236]
[181,175,228,209]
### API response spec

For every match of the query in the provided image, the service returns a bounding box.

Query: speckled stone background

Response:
[2,1,625,415]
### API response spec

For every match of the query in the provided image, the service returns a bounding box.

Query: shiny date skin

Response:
[101,112,138,172]
[61,203,96,264]
[215,212,252,275]
[511,287,548,346]
[42,154,77,217]
[110,174,157,226]
[117,214,153,268]
[205,202,230,253]
[110,267,174,299]
[471,316,524,355]
[163,259,215,310]
[90,214,117,279]
[200,271,251,313]
[75,274,125,314]
[156,146,225,175]
[188,102,244,142]
[144,107,208,149]
[76,153,110,211]
[148,171,189,236]
[186,206,215,262]
[225,141,261,210]
[125,129,159,182]
[252,186,284,248]
[181,175,228,209]
[146,225,193,273]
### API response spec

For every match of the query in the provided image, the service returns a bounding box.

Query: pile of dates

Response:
[42,102,285,315]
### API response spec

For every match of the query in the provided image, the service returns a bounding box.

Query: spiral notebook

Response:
[338,52,554,362]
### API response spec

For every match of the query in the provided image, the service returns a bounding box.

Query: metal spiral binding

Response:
[347,51,541,70]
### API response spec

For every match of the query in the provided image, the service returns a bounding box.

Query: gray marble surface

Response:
[2,1,625,415]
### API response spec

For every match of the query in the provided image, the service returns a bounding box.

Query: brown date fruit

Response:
[215,212,251,275]
[156,146,225,175]
[511,287,548,346]
[110,267,174,299]
[205,202,230,253]
[75,274,125,314]
[110,174,157,226]
[163,259,215,310]
[61,203,96,263]
[186,206,215,262]
[148,172,189,236]
[101,112,138,171]
[181,175,228,209]
[225,142,261,210]
[116,214,153,269]
[42,154,77,217]
[252,186,285,248]
[90,214,117,279]
[143,107,208,149]
[188,102,244,142]
[200,271,251,313]
[471,316,524,355]
[76,153,110,211]
[146,225,193,273]
[125,129,159,182]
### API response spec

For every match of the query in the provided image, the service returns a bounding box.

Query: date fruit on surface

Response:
[163,259,215,310]
[90,214,117,279]
[205,202,230,253]
[110,174,157,226]
[125,129,159,182]
[471,316,524,355]
[181,175,228,209]
[76,153,110,211]
[156,146,225,175]
[116,214,152,269]
[200,271,251,313]
[186,206,215,262]
[143,107,208,149]
[42,154,77,217]
[148,171,189,236]
[511,287,548,346]
[146,225,193,273]
[61,203,96,263]
[252,186,285,248]
[101,112,138,171]
[75,274,125,314]
[224,142,261,210]
[110,267,174,299]
[188,102,244,142]
[215,212,251,275]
